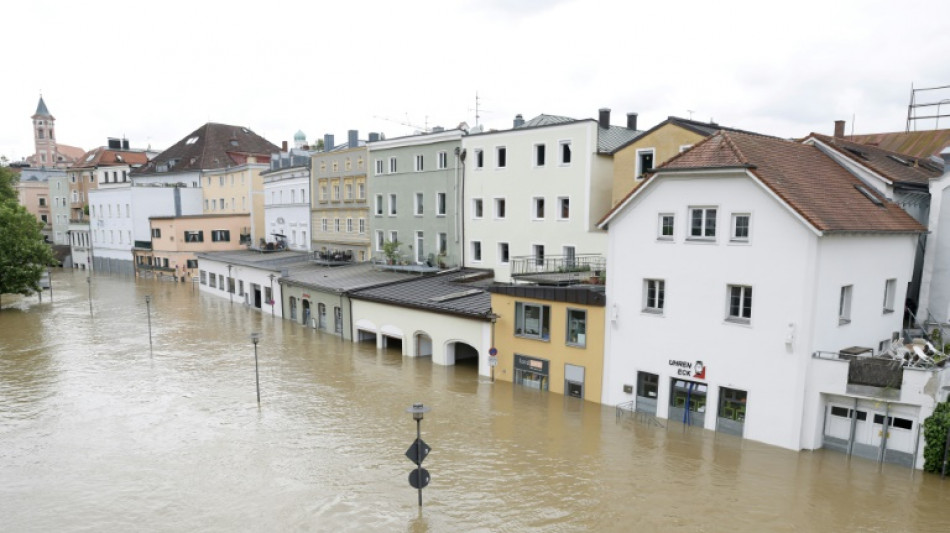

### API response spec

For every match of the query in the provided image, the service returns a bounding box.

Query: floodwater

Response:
[1,270,948,533]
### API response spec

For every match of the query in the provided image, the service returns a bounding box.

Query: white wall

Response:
[919,172,950,322]
[89,187,134,261]
[351,300,492,376]
[264,170,311,251]
[602,170,919,452]
[130,186,204,242]
[462,121,609,281]
[198,258,284,318]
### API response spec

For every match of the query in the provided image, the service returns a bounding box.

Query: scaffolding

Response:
[906,83,950,131]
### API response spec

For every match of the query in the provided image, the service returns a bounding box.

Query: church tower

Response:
[31,95,58,167]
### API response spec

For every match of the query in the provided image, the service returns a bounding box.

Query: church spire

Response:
[34,95,52,118]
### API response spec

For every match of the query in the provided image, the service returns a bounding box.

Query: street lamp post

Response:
[268,273,276,317]
[48,267,53,302]
[251,332,261,405]
[86,276,92,316]
[145,295,153,357]
[226,264,233,305]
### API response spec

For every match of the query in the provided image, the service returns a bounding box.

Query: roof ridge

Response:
[719,130,750,165]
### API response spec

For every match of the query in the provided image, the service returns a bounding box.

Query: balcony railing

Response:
[134,240,152,250]
[372,251,449,273]
[311,249,356,266]
[510,253,606,285]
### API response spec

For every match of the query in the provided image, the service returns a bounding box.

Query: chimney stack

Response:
[834,120,846,139]
[122,138,129,150]
[281,140,288,152]
[627,112,638,130]
[599,108,611,129]
[513,114,525,128]
[368,132,380,142]
[348,130,358,148]
[324,134,334,152]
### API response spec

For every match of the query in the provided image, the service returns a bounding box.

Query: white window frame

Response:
[375,194,384,216]
[658,213,675,240]
[534,143,546,167]
[415,192,424,216]
[346,218,353,233]
[415,231,425,263]
[389,156,397,174]
[437,232,447,256]
[533,243,545,267]
[883,278,896,314]
[471,240,482,262]
[321,218,328,232]
[643,279,665,314]
[688,206,717,240]
[839,285,853,325]
[474,149,484,169]
[727,284,753,324]
[496,146,507,168]
[565,308,587,348]
[437,151,448,169]
[376,230,384,251]
[635,148,655,179]
[436,192,446,217]
[730,213,751,243]
[388,193,397,216]
[472,198,484,219]
[559,140,572,165]
[389,230,398,245]
[557,196,570,220]
[375,159,384,175]
[359,218,366,234]
[414,154,424,172]
[494,197,506,219]
[532,196,545,220]
[498,242,510,264]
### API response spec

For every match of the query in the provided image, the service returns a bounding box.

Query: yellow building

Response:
[610,117,745,207]
[311,134,371,261]
[134,213,249,281]
[488,285,606,403]
[202,157,269,247]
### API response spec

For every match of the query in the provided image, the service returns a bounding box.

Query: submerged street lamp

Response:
[251,332,261,405]
[268,273,276,317]
[405,403,432,507]
[86,276,92,316]
[145,295,153,357]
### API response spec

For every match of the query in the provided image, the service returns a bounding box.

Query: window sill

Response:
[514,334,550,342]
[883,309,894,314]
[839,318,851,326]
[566,342,587,349]
[657,236,674,242]
[725,317,751,326]
[686,237,717,243]
[729,239,750,244]
[642,308,664,316]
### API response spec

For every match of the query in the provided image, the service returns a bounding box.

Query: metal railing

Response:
[510,253,605,281]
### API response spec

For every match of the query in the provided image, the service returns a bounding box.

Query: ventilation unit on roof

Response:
[886,154,911,166]
[428,289,483,303]
[855,185,885,206]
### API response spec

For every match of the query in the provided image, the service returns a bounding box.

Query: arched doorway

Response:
[302,299,311,326]
[445,341,479,366]
[415,332,433,357]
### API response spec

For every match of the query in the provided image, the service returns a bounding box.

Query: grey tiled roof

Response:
[282,262,416,292]
[195,250,311,271]
[350,270,493,318]
[598,125,642,153]
[516,114,577,128]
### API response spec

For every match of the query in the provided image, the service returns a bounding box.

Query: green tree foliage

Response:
[0,167,55,306]
[922,401,950,473]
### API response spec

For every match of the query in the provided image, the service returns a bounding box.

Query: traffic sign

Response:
[489,347,497,356]
[489,356,498,367]
[405,438,431,465]
[409,468,430,489]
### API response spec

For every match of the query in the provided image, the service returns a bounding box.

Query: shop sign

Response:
[514,355,549,375]
[669,359,706,379]
[302,293,311,299]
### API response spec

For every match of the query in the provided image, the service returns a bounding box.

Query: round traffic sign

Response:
[489,347,498,356]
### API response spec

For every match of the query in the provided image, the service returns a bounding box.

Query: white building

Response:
[262,148,313,251]
[599,131,949,468]
[196,250,310,318]
[462,109,640,282]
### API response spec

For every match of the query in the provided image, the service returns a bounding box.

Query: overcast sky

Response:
[3,0,950,160]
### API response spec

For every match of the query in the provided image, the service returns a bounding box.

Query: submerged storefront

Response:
[514,355,549,391]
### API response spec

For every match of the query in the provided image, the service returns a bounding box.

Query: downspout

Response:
[346,290,354,341]
[339,291,345,338]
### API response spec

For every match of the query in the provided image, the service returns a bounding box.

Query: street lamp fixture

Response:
[251,332,261,405]
[145,295,153,357]
[405,402,432,507]
[86,276,92,316]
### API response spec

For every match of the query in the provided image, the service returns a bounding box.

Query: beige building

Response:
[201,159,268,247]
[16,174,51,240]
[134,214,249,281]
[311,131,372,261]
[609,116,755,207]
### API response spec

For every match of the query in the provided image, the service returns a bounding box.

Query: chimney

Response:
[122,138,129,150]
[108,138,121,149]
[324,134,334,152]
[281,140,288,152]
[513,114,525,128]
[599,108,611,129]
[627,112,638,130]
[834,120,846,139]
[368,132,380,142]
[348,130,358,148]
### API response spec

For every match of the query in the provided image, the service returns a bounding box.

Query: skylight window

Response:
[428,289,482,302]
[886,154,910,166]
[185,136,199,145]
[855,185,884,206]
[85,154,95,162]
[845,147,869,160]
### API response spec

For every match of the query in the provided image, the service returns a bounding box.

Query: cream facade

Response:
[202,160,267,247]
[311,133,370,261]
[136,214,249,281]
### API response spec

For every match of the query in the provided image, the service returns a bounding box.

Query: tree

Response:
[923,401,950,473]
[0,167,55,308]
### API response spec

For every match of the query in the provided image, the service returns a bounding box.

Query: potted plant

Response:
[382,240,401,265]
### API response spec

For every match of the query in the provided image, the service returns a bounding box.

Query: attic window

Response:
[241,128,250,134]
[845,147,869,160]
[85,154,95,162]
[886,154,911,166]
[115,154,124,163]
[428,289,483,302]
[230,139,239,146]
[855,185,884,207]
[185,136,199,145]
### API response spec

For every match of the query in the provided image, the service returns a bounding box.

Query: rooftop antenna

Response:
[687,109,694,120]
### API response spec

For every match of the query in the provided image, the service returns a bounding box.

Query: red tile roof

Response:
[600,131,926,234]
[847,129,950,159]
[70,147,150,169]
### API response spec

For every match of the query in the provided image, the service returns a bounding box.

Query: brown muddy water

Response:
[1,270,948,532]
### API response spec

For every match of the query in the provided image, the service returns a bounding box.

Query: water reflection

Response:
[0,270,947,532]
